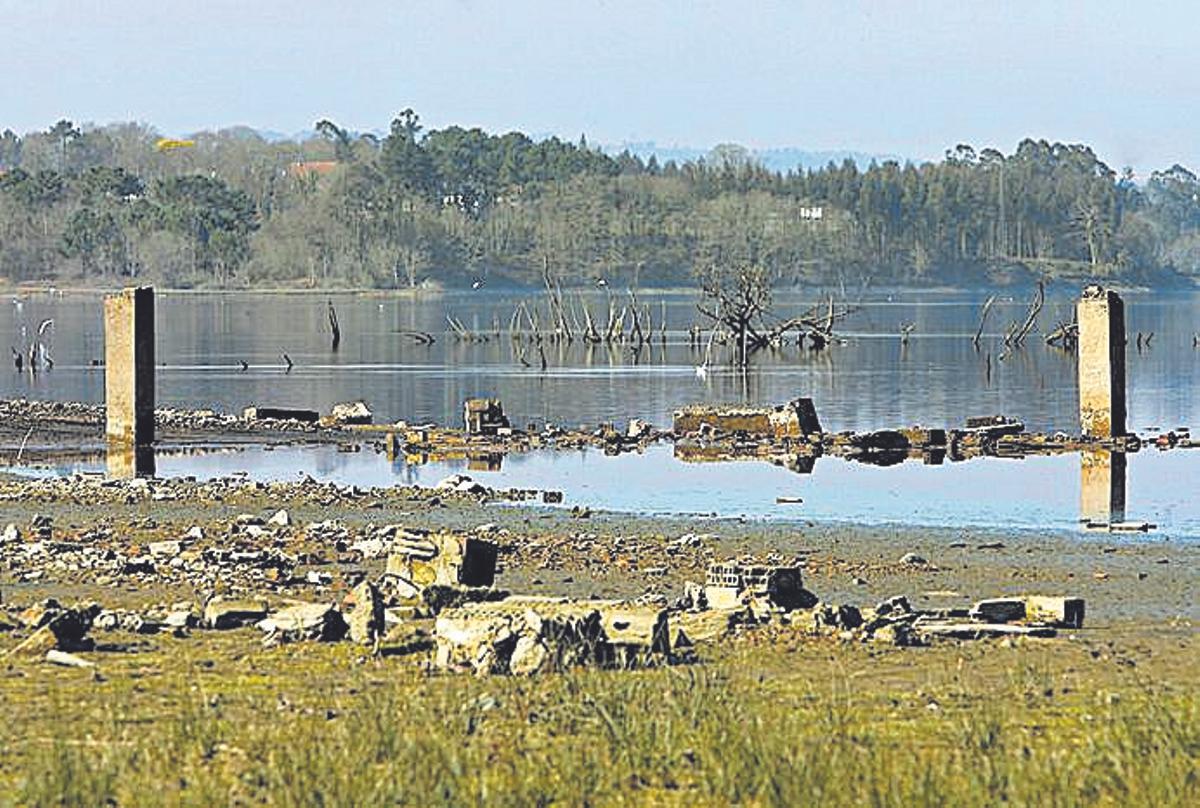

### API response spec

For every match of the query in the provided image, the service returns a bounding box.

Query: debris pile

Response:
[803,593,1085,646]
[434,598,673,675]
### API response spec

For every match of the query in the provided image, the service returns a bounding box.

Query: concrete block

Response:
[386,533,497,589]
[673,398,821,439]
[433,597,670,675]
[705,562,812,611]
[969,598,1026,623]
[1023,596,1085,628]
[242,406,320,423]
[203,598,268,629]
[916,622,1058,640]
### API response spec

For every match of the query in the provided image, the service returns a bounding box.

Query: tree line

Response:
[2,113,1199,289]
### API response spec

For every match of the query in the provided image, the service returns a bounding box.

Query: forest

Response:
[2,112,1199,290]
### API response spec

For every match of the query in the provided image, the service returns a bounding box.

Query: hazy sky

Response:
[2,1,1196,172]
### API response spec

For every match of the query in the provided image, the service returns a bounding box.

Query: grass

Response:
[1,628,1197,807]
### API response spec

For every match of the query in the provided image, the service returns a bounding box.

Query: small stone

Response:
[267,509,291,527]
[346,581,385,645]
[163,610,195,629]
[148,540,182,558]
[46,649,95,668]
[900,552,927,565]
[1,523,19,544]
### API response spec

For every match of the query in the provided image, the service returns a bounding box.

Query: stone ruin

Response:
[703,562,816,612]
[384,531,498,597]
[435,597,672,676]
[673,397,822,439]
[464,398,511,436]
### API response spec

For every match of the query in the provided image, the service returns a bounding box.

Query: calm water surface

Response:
[27,441,1200,540]
[4,288,1198,536]
[3,288,1198,432]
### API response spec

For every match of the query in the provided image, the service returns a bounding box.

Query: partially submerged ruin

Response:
[673,397,822,439]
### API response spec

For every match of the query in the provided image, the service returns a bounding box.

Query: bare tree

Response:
[695,263,856,364]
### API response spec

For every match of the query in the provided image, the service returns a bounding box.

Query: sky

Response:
[1,0,1197,173]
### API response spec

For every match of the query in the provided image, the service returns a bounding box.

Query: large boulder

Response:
[257,602,348,644]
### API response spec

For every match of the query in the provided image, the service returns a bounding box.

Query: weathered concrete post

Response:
[1076,285,1126,438]
[1080,449,1126,526]
[105,287,155,447]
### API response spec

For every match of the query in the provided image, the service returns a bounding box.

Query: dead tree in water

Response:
[972,295,996,350]
[1045,319,1078,350]
[1011,280,1045,346]
[696,264,771,364]
[695,264,855,364]
[999,280,1045,360]
[327,301,341,351]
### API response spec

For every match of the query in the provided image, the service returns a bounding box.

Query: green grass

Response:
[1,630,1197,807]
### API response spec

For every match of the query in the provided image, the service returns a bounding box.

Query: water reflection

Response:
[19,440,1200,539]
[1080,449,1127,526]
[105,442,156,479]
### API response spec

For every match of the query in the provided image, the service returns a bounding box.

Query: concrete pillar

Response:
[1076,286,1126,438]
[105,287,155,446]
[1080,449,1126,525]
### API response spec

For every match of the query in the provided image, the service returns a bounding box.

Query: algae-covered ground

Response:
[1,475,1197,806]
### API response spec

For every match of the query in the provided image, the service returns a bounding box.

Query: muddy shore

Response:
[1,401,1196,803]
[0,397,1195,627]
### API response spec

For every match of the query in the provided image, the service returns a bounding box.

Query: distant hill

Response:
[602,141,911,172]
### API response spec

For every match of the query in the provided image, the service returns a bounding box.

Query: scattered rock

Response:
[328,400,373,426]
[203,598,269,629]
[148,540,182,558]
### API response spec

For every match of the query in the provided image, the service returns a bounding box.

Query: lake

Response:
[4,287,1199,537]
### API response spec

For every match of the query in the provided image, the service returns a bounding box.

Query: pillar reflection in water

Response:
[106,442,156,479]
[1080,449,1126,525]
